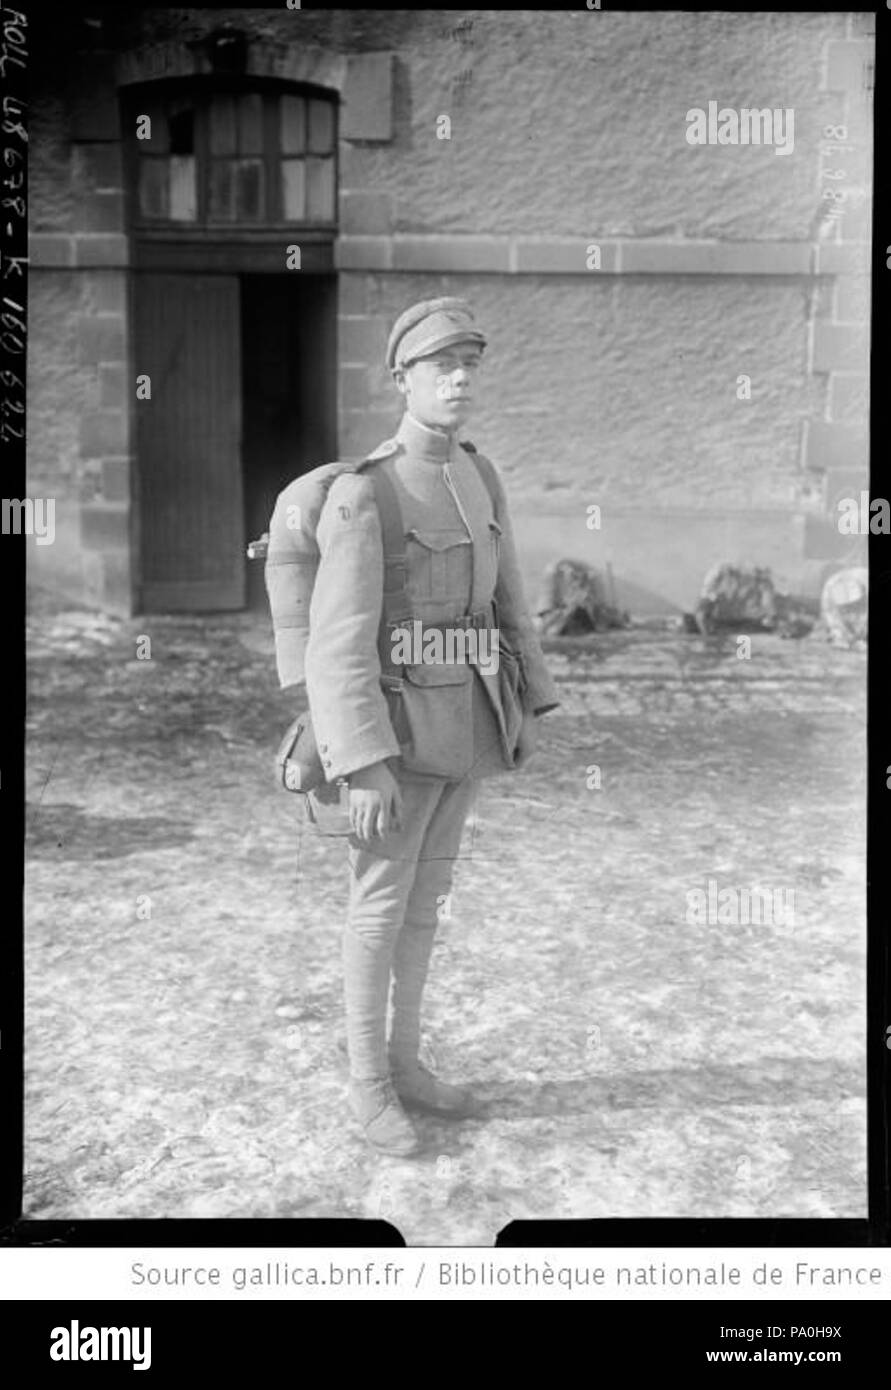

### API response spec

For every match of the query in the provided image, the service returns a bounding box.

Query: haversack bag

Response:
[382,659,477,780]
[274,711,353,836]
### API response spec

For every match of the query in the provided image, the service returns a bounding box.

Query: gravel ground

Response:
[23,587,866,1243]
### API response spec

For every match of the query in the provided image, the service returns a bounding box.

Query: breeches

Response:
[346,773,478,942]
[342,772,478,1080]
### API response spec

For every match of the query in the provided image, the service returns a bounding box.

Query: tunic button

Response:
[323,759,332,768]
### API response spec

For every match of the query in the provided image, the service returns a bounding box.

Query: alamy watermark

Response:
[2,497,55,545]
[686,103,794,157]
[50,1321,151,1371]
[390,620,500,677]
[686,877,795,930]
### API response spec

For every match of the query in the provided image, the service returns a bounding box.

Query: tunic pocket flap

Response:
[403,660,472,687]
[405,527,472,552]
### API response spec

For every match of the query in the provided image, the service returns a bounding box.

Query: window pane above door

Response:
[209,95,237,155]
[138,158,168,218]
[306,156,334,221]
[129,84,337,229]
[208,159,234,220]
[280,94,306,154]
[281,158,306,219]
[234,160,264,220]
[140,99,169,154]
[307,98,334,154]
[169,156,197,221]
[237,94,264,154]
[168,107,195,155]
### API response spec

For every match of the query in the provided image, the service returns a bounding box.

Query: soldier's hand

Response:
[513,710,540,769]
[348,761,404,842]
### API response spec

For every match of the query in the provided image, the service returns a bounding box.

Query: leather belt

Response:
[380,604,497,693]
[386,602,495,636]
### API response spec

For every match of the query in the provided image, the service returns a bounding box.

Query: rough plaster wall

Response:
[352,10,849,239]
[345,271,822,517]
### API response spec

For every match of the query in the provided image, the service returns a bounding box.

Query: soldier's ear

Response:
[393,367,408,397]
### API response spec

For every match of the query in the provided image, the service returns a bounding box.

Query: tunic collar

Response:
[395,410,463,468]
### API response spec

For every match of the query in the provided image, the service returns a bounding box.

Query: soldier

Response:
[304,297,560,1156]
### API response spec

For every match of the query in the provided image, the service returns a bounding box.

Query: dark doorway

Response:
[240,273,337,610]
[132,269,336,613]
[134,271,245,611]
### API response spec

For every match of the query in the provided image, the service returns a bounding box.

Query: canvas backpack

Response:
[260,440,500,691]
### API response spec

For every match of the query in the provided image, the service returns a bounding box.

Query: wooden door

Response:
[134,272,244,610]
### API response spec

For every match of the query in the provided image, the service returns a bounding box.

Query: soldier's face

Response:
[397,343,483,430]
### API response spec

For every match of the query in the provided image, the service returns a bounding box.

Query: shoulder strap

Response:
[460,440,501,522]
[360,464,408,618]
[355,458,410,683]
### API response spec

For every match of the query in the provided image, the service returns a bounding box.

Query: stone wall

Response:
[26,8,873,613]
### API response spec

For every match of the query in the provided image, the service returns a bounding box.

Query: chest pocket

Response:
[404,527,472,602]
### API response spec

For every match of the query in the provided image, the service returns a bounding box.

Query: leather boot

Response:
[347,1075,420,1156]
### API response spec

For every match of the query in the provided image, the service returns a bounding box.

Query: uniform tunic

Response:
[304,409,560,783]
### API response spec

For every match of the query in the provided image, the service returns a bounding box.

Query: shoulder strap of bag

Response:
[460,440,501,522]
[353,459,409,684]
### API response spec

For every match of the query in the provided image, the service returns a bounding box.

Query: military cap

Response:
[386,297,487,372]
